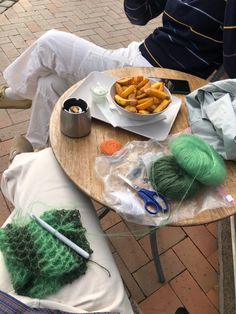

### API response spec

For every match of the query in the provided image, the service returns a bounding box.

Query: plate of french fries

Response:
[110,76,172,121]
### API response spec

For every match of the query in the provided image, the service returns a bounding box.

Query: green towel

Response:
[0,209,93,298]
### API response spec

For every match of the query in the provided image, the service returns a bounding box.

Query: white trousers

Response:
[0,148,134,313]
[3,29,152,149]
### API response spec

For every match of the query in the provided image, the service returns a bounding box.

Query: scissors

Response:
[118,174,170,215]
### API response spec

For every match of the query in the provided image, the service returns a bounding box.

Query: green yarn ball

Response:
[170,134,227,186]
[149,155,201,200]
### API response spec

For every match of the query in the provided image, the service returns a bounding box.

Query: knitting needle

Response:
[30,213,90,259]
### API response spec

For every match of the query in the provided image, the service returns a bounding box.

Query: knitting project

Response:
[0,209,93,298]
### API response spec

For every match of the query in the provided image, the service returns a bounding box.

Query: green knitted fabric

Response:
[0,209,93,298]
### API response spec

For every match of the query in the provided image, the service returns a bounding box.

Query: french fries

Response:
[113,76,171,115]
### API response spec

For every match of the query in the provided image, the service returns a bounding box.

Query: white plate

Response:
[69,71,181,141]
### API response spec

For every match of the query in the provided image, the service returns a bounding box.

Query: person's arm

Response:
[223,0,236,78]
[124,0,167,26]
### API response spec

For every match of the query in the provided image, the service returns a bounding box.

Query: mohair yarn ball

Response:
[170,134,227,186]
[149,155,201,200]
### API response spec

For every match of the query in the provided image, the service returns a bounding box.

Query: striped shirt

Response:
[124,0,235,79]
[0,290,119,314]
[223,0,236,78]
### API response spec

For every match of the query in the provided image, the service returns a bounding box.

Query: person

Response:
[0,137,135,313]
[0,0,234,149]
[0,136,190,314]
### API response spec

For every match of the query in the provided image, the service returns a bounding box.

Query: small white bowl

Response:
[90,84,108,105]
[109,80,172,121]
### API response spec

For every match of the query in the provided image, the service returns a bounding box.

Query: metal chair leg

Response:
[97,207,110,220]
[98,207,165,282]
[149,227,165,283]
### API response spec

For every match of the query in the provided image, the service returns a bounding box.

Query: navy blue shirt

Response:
[124,0,235,79]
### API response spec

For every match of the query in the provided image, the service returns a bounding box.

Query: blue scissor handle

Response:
[138,188,169,215]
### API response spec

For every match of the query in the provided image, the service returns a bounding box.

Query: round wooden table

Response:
[49,67,236,227]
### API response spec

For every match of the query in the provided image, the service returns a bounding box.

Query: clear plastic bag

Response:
[95,138,233,226]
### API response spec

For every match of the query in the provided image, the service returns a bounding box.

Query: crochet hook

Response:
[30,213,90,259]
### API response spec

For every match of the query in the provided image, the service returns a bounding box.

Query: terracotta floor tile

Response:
[9,108,32,124]
[108,221,149,272]
[113,252,145,303]
[133,249,185,296]
[140,283,182,314]
[0,191,11,226]
[0,120,28,141]
[173,238,218,293]
[92,200,122,230]
[3,194,14,213]
[139,226,186,258]
[207,287,219,310]
[133,260,163,296]
[125,221,150,240]
[108,239,116,253]
[6,108,27,114]
[206,222,218,238]
[207,250,219,272]
[170,270,218,314]
[100,210,122,230]
[183,225,217,258]
[26,20,42,33]
[0,138,12,157]
[0,155,9,173]
[0,110,12,129]
[92,200,103,211]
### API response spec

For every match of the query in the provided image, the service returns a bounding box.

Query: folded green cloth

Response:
[0,209,93,298]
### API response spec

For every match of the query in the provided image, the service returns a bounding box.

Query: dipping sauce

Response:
[90,85,108,104]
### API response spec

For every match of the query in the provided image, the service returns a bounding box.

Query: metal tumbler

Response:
[60,98,91,138]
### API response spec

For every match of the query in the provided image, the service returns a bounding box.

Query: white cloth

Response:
[0,148,134,314]
[3,29,152,149]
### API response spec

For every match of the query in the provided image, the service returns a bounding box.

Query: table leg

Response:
[149,227,165,283]
[97,207,165,282]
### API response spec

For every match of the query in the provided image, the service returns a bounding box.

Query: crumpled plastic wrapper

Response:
[95,138,232,226]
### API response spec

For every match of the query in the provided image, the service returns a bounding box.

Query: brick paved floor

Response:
[0,1,220,313]
[0,0,19,14]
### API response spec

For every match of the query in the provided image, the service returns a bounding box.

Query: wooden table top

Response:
[49,67,236,226]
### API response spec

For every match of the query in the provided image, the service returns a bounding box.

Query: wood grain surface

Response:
[49,67,236,226]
